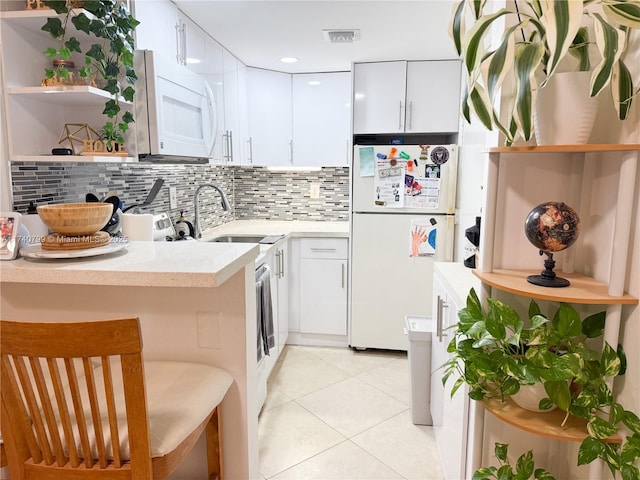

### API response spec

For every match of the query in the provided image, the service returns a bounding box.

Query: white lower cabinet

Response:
[298,238,348,336]
[431,263,483,479]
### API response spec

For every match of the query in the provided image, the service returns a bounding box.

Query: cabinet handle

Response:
[222,131,229,162]
[181,20,187,65]
[222,131,233,163]
[289,140,293,164]
[175,21,182,64]
[310,247,337,252]
[398,101,403,130]
[274,251,281,277]
[346,139,350,165]
[279,249,285,279]
[436,295,449,342]
[341,263,345,288]
[246,137,253,163]
[407,101,413,131]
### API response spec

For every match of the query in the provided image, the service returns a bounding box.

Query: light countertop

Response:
[434,262,482,307]
[201,220,349,241]
[0,220,349,288]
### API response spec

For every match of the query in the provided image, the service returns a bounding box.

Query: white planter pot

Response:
[511,383,556,412]
[533,71,599,145]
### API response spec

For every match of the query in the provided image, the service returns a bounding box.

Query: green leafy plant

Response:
[473,443,556,480]
[449,0,640,145]
[443,288,608,408]
[445,288,640,478]
[41,0,139,146]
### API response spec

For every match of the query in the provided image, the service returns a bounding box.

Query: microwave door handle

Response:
[204,80,217,157]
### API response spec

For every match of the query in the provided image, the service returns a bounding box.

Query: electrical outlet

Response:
[310,183,321,199]
[169,186,177,209]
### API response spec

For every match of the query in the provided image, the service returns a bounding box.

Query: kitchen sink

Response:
[209,235,267,243]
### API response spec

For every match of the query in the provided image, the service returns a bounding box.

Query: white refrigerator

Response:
[350,144,458,351]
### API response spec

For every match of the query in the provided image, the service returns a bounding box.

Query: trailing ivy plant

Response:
[41,0,139,147]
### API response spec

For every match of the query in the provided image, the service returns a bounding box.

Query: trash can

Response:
[405,315,433,425]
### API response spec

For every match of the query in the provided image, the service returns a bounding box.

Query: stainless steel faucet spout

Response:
[193,184,231,239]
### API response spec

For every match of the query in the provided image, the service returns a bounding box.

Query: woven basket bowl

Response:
[37,202,113,236]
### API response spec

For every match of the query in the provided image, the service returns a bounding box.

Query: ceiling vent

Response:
[323,29,360,43]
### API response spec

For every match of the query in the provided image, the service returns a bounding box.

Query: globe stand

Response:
[527,251,570,288]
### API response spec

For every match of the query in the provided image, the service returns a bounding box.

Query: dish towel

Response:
[256,264,275,356]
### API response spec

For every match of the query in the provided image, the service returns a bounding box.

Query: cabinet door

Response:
[222,49,240,164]
[299,258,347,335]
[134,0,181,64]
[292,72,350,166]
[353,61,407,134]
[406,60,461,133]
[178,11,205,71]
[431,274,470,480]
[247,68,292,166]
[275,242,289,350]
[202,35,225,164]
[236,62,249,165]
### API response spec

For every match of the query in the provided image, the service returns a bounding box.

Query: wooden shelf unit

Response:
[482,398,621,444]
[488,144,640,154]
[473,269,638,305]
[475,144,638,462]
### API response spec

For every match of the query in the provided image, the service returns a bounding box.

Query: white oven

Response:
[135,49,218,160]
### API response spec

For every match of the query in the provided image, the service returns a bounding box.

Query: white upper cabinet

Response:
[201,35,225,163]
[134,0,205,72]
[353,61,407,134]
[222,49,247,165]
[292,72,351,166]
[246,67,292,166]
[353,60,461,134]
[406,60,461,133]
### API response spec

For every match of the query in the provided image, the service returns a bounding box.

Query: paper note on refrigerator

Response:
[409,218,437,257]
[373,160,404,208]
[358,146,375,177]
[404,173,441,209]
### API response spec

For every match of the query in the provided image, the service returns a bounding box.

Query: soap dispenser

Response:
[175,211,195,239]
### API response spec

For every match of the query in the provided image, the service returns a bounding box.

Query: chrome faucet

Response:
[194,184,231,239]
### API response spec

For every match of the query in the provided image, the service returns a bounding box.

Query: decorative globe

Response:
[524,202,580,253]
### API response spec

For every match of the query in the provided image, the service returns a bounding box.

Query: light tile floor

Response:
[258,345,445,480]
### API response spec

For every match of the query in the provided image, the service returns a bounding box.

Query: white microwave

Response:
[134,50,217,160]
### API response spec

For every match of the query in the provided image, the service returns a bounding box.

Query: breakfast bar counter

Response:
[0,240,261,479]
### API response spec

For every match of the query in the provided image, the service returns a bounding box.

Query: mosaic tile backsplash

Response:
[10,163,350,232]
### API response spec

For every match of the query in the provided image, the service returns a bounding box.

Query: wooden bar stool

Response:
[0,317,233,480]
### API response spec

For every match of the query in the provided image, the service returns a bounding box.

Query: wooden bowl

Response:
[37,202,113,236]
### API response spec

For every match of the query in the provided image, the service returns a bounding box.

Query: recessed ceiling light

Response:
[308,80,322,86]
[280,57,298,64]
[186,58,201,64]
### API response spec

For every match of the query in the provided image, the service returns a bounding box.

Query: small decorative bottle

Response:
[463,216,481,268]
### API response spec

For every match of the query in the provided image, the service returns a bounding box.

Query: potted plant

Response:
[442,288,607,409]
[473,442,556,480]
[444,289,640,478]
[449,0,640,145]
[41,0,139,150]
